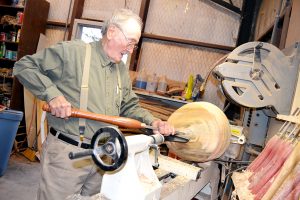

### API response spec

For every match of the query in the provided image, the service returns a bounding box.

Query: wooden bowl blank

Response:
[167,102,231,162]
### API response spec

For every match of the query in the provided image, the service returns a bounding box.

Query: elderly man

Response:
[13,9,174,200]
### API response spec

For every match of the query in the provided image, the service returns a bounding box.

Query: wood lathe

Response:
[43,102,232,200]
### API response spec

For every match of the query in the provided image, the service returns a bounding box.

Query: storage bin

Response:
[0,109,23,176]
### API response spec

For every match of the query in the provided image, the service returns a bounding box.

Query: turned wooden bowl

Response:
[167,102,231,162]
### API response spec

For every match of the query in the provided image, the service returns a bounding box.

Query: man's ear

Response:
[106,26,115,40]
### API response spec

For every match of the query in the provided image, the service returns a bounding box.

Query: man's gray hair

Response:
[102,9,143,35]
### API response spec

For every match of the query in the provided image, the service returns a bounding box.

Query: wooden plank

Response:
[140,103,174,116]
[23,88,37,148]
[152,153,201,181]
[148,111,169,121]
[139,99,178,111]
[254,0,284,41]
[47,20,69,27]
[142,33,234,51]
[285,0,300,47]
[276,114,300,124]
[36,99,47,156]
[279,2,292,49]
[158,162,219,200]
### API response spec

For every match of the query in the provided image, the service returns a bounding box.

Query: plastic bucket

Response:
[0,109,23,176]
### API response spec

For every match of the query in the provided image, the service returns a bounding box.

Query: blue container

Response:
[0,109,23,176]
[135,80,147,89]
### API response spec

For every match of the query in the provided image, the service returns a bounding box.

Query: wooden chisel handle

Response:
[42,104,147,129]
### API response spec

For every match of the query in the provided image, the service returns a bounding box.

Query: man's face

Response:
[106,20,141,63]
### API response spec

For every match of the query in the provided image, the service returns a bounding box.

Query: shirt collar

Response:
[91,39,113,67]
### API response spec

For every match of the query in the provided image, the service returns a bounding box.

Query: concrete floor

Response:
[0,153,40,200]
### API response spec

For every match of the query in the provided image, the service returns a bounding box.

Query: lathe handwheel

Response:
[91,127,128,171]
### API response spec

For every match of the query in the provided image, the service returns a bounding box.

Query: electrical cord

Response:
[215,158,252,164]
[214,165,248,200]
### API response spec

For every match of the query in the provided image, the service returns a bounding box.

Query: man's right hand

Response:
[48,96,72,118]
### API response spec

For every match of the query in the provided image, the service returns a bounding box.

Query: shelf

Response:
[0,23,22,27]
[0,57,17,62]
[47,20,69,27]
[134,89,187,108]
[0,0,50,116]
[0,40,18,44]
[0,91,12,96]
[0,4,24,10]
[0,74,13,79]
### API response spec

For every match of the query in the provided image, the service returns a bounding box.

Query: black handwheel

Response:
[90,126,128,171]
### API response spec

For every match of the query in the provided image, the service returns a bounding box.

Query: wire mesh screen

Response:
[47,0,74,23]
[138,38,228,82]
[82,0,142,21]
[144,0,241,47]
[45,26,68,47]
[138,38,228,108]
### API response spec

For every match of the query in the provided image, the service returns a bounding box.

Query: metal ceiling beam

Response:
[209,0,241,14]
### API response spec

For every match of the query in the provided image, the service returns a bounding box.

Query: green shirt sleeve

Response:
[119,69,158,125]
[13,42,65,102]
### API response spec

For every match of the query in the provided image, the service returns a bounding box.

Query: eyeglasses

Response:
[114,25,138,51]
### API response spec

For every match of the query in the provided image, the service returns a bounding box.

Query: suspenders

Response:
[79,43,122,141]
[79,43,91,141]
[116,63,122,113]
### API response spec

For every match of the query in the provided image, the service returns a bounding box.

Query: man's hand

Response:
[48,96,72,119]
[151,119,175,136]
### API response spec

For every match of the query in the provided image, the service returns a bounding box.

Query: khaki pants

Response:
[37,133,103,200]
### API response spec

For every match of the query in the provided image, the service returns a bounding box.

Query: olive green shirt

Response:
[13,40,155,139]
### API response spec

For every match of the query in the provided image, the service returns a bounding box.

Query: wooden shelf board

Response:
[0,23,22,27]
[0,4,24,10]
[47,20,69,27]
[142,33,234,51]
[0,74,13,79]
[0,40,19,44]
[0,57,16,62]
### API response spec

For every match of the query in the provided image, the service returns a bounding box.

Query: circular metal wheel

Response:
[90,126,128,171]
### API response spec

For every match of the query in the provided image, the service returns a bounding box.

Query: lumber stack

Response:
[139,99,177,121]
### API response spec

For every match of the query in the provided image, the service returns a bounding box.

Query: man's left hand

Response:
[151,119,175,136]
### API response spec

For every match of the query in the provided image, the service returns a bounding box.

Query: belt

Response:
[50,127,91,149]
